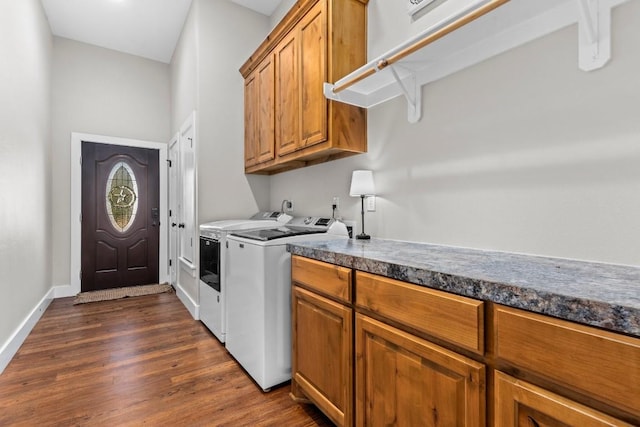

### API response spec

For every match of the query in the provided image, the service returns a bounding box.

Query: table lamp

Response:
[349,170,375,240]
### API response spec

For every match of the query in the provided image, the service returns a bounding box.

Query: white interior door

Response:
[179,116,196,265]
[168,133,179,287]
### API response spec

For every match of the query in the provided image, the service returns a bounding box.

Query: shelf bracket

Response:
[388,64,422,123]
[576,0,612,71]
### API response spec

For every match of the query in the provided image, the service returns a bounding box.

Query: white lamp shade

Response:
[350,170,375,196]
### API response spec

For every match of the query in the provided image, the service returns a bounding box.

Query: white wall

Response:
[269,0,640,266]
[270,0,296,29]
[171,1,198,134]
[0,0,52,363]
[196,0,270,223]
[51,38,171,287]
[170,0,270,304]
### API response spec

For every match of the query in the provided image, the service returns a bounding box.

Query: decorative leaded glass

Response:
[106,162,138,232]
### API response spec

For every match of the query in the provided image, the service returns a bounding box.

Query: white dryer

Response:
[225,217,348,391]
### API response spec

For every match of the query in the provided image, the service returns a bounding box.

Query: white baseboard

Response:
[0,288,55,374]
[174,283,200,320]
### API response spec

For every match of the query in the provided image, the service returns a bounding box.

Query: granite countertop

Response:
[287,238,640,338]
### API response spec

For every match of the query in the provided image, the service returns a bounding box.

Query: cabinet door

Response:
[275,31,300,157]
[299,0,327,148]
[292,286,353,427]
[255,56,275,164]
[244,73,258,167]
[494,371,633,427]
[356,313,485,427]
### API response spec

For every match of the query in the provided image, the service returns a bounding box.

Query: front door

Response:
[81,142,160,291]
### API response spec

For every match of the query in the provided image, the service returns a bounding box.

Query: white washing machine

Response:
[198,211,291,343]
[225,217,348,391]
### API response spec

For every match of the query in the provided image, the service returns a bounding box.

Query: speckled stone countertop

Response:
[287,238,640,338]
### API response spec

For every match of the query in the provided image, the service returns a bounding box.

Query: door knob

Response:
[178,223,185,228]
[171,222,177,227]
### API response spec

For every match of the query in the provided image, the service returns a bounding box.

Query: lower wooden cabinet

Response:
[355,313,485,427]
[291,256,639,426]
[292,285,353,426]
[494,305,640,419]
[494,371,633,427]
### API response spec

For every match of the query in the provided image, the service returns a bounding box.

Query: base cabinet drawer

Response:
[355,313,485,427]
[292,255,352,303]
[356,271,484,354]
[494,305,640,418]
[494,371,633,427]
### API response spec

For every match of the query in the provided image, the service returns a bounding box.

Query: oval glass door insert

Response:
[106,161,138,232]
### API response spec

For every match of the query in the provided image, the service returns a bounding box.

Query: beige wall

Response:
[170,1,198,134]
[196,0,270,224]
[269,1,640,266]
[51,38,171,287]
[170,0,270,304]
[0,0,52,356]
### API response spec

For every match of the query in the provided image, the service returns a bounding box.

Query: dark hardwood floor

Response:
[0,292,332,426]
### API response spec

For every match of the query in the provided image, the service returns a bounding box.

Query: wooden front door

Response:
[81,142,160,291]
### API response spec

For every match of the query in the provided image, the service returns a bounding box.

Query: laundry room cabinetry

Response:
[354,271,486,426]
[240,0,368,175]
[291,255,354,427]
[243,55,275,167]
[290,257,486,426]
[493,305,640,426]
[494,371,633,427]
[289,240,640,426]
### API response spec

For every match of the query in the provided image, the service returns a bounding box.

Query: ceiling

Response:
[230,0,283,16]
[41,0,283,64]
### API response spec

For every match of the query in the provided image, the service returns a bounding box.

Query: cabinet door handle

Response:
[528,416,540,427]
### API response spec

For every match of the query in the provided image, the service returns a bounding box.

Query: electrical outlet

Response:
[332,196,340,209]
[286,199,294,212]
[366,195,376,212]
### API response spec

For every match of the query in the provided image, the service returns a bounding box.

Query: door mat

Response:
[73,283,173,305]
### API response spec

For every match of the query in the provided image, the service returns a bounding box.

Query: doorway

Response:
[66,133,168,298]
[81,142,160,291]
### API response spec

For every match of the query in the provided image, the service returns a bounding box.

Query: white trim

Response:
[174,282,200,320]
[70,132,168,296]
[179,257,197,277]
[0,289,55,374]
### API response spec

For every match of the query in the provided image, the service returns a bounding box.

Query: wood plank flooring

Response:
[0,292,332,426]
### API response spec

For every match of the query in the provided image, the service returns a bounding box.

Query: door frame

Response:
[67,132,168,297]
[168,133,179,288]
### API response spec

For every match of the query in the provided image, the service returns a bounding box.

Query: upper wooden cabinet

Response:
[240,0,368,174]
[244,56,276,166]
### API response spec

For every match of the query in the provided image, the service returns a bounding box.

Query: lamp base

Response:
[355,233,371,240]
